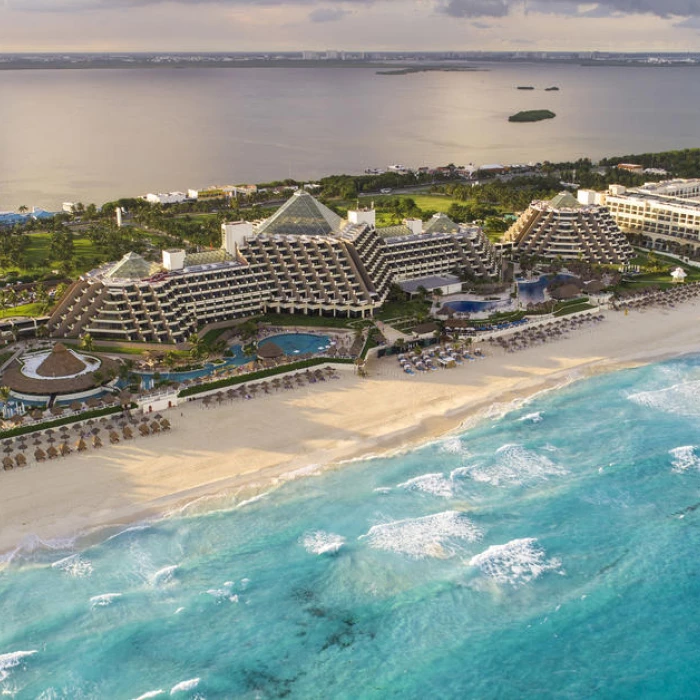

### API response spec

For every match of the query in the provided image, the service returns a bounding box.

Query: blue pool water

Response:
[260,332,331,356]
[3,356,700,698]
[518,273,575,303]
[445,299,510,314]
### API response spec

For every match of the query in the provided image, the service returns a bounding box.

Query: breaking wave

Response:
[301,531,345,555]
[132,691,166,700]
[89,593,122,608]
[51,554,93,578]
[396,472,455,498]
[670,446,700,472]
[468,538,562,585]
[170,678,200,695]
[359,511,482,559]
[628,380,700,418]
[0,650,37,683]
[451,444,566,487]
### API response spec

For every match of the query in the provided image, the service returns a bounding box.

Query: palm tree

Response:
[0,386,11,403]
[80,333,95,352]
[18,205,28,214]
[188,333,207,360]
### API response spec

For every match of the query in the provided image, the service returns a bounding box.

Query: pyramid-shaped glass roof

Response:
[423,213,459,234]
[256,191,343,237]
[105,252,154,280]
[549,192,582,209]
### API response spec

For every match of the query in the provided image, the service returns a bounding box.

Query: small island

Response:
[517,86,535,90]
[545,86,560,91]
[508,109,557,123]
[377,66,484,76]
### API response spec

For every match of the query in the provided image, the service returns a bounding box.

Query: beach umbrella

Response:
[75,438,87,452]
[138,424,150,437]
[34,448,46,461]
[203,396,212,408]
[159,419,171,431]
[47,446,58,459]
[109,431,120,444]
[2,456,14,470]
[15,453,27,468]
[150,421,161,434]
[33,436,42,446]
[92,435,103,449]
[140,416,150,423]
[59,442,71,456]
[122,426,133,440]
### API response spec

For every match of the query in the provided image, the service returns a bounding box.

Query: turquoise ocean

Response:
[2,355,700,699]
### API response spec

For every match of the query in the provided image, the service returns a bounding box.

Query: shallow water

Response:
[2,355,700,698]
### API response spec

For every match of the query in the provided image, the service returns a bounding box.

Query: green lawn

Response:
[13,232,103,277]
[375,299,432,323]
[0,302,46,319]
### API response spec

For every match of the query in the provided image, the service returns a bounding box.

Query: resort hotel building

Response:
[48,192,500,344]
[578,180,700,257]
[503,192,634,264]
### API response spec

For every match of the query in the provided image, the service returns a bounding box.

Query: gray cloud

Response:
[309,6,350,20]
[439,0,509,17]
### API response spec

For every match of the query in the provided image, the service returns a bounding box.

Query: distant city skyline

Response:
[2,1,700,54]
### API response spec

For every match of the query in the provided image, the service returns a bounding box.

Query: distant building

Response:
[504,192,633,264]
[616,163,644,173]
[144,192,188,205]
[62,202,77,214]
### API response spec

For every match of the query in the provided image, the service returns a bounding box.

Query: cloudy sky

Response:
[1,0,699,53]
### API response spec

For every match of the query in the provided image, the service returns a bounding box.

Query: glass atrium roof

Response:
[256,191,344,237]
[423,213,459,234]
[104,252,155,280]
[549,192,582,209]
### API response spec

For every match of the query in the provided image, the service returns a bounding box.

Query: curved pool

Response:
[259,333,332,356]
[444,299,510,314]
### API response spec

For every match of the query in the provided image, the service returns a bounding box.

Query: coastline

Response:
[1,300,699,559]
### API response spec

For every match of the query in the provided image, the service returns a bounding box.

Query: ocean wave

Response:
[451,444,566,487]
[150,564,179,587]
[51,554,93,578]
[89,593,122,608]
[396,473,455,498]
[670,446,700,472]
[132,691,166,700]
[301,531,345,555]
[519,411,543,424]
[628,380,700,418]
[468,538,562,585]
[205,581,239,603]
[440,436,467,455]
[236,492,270,508]
[170,678,200,695]
[0,650,37,683]
[359,511,482,559]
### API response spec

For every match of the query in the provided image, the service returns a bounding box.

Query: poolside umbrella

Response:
[59,442,71,456]
[103,394,116,405]
[257,342,284,360]
[118,390,132,406]
[70,401,82,412]
[2,456,14,470]
[86,398,99,409]
[34,448,46,461]
[47,446,59,459]
[30,409,43,421]
[50,405,63,416]
[10,414,23,425]
[15,453,27,468]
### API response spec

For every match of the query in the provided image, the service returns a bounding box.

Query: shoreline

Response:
[1,301,699,560]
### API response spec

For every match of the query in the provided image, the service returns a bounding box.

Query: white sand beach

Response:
[1,302,699,556]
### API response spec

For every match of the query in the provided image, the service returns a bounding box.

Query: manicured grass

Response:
[553,302,596,317]
[22,232,102,274]
[62,342,181,357]
[0,302,46,319]
[375,299,432,323]
[0,351,14,366]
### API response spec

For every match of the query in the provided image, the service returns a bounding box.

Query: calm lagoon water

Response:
[2,63,700,209]
[3,355,700,698]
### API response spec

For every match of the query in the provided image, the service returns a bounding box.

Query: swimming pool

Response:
[518,274,575,303]
[444,299,510,314]
[259,333,332,356]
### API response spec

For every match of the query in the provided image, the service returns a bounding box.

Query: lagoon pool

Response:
[518,273,575,303]
[444,299,510,314]
[259,332,332,356]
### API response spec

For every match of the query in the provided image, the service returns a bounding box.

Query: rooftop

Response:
[256,191,344,237]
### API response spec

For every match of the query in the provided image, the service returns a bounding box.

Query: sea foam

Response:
[451,444,566,487]
[150,565,179,587]
[628,380,700,418]
[51,554,93,578]
[359,511,482,559]
[301,531,345,555]
[132,690,166,700]
[170,678,200,695]
[670,446,700,472]
[396,472,455,498]
[0,650,37,682]
[468,538,562,585]
[89,593,122,608]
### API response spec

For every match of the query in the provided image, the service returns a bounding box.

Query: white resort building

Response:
[579,179,700,257]
[503,192,634,264]
[48,192,500,343]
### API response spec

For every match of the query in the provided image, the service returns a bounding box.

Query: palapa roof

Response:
[36,343,88,378]
[256,191,344,237]
[257,341,285,359]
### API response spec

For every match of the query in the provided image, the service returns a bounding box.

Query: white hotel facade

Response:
[578,179,700,257]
